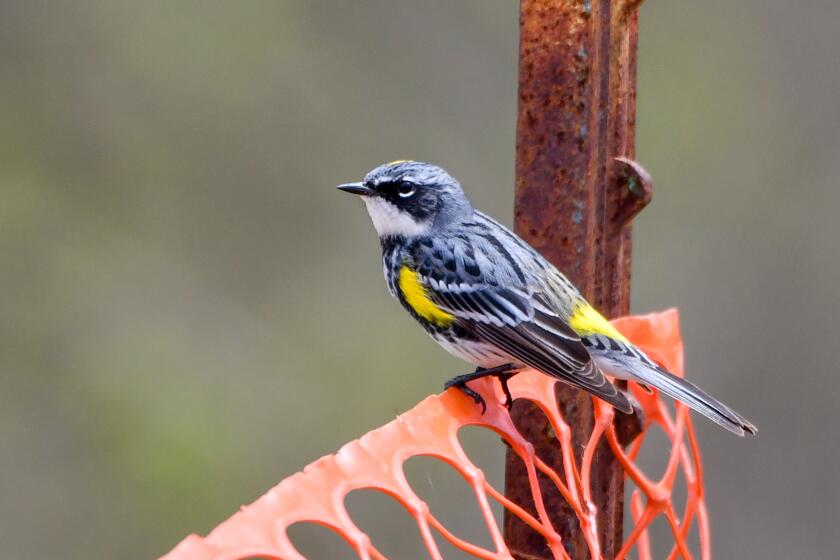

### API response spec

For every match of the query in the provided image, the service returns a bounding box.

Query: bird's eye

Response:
[398,182,416,198]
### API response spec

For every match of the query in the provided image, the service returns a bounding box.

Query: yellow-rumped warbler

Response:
[338,161,756,436]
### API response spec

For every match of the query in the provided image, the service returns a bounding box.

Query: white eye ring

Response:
[398,184,415,197]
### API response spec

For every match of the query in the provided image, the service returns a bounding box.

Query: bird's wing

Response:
[409,236,631,413]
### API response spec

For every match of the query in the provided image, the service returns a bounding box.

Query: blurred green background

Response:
[2,1,838,558]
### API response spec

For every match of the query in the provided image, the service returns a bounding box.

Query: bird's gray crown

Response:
[364,160,457,190]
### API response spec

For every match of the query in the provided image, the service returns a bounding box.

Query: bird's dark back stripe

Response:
[473,212,543,261]
[473,230,527,284]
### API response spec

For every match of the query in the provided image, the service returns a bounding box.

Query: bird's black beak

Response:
[337,182,374,196]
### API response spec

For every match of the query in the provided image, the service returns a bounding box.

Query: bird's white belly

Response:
[431,334,514,369]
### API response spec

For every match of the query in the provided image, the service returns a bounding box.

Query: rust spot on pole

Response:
[504,0,650,558]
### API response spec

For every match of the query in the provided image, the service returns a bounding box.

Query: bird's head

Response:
[338,161,472,238]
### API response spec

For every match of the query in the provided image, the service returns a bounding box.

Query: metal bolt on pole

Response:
[504,0,653,558]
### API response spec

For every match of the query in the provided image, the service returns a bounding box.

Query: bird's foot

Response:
[444,379,487,413]
[443,364,517,414]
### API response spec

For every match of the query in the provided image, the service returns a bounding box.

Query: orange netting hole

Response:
[162,309,709,560]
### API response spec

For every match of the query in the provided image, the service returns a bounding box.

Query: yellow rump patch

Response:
[398,265,455,327]
[568,302,628,342]
[388,159,412,165]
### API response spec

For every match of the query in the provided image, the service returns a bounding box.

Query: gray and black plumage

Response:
[338,161,756,436]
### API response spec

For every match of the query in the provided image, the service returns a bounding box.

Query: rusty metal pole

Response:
[503,1,652,559]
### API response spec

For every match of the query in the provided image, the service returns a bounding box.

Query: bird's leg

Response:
[497,371,515,410]
[444,364,516,413]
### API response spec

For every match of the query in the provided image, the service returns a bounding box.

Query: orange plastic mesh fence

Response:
[163,309,708,560]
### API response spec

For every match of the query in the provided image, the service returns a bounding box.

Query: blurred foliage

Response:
[0,1,838,558]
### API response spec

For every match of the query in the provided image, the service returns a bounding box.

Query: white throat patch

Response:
[362,196,431,238]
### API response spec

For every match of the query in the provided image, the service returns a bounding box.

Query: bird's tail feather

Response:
[632,365,757,437]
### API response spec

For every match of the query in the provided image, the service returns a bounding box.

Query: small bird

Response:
[338,161,756,436]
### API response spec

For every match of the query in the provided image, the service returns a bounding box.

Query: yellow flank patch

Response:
[398,265,455,327]
[568,301,628,342]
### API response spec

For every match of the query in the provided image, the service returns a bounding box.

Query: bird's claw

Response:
[446,381,487,413]
[499,374,514,410]
[444,364,516,414]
